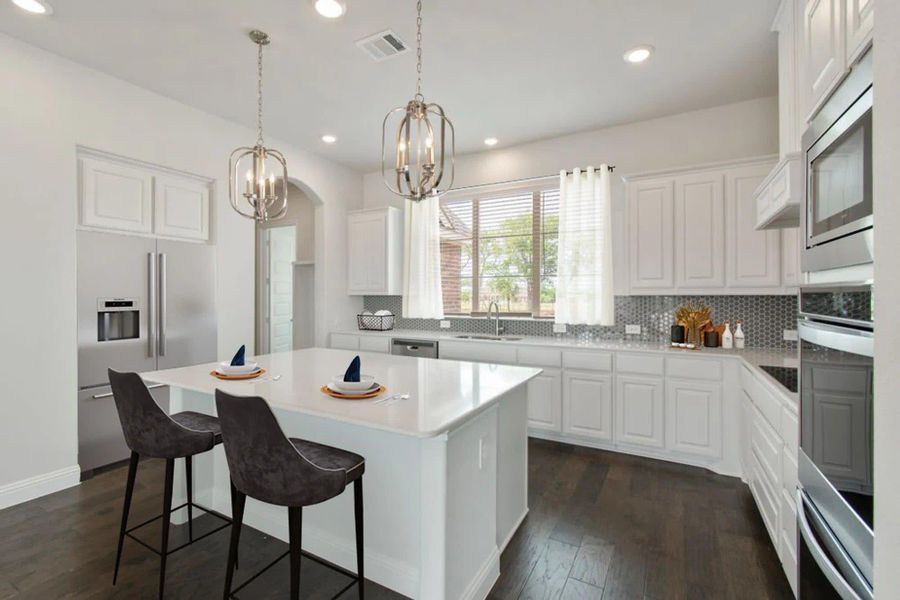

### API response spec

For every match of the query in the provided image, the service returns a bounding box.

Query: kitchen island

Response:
[141,347,540,600]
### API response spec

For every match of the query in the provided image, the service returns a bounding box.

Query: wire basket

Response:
[357,313,394,331]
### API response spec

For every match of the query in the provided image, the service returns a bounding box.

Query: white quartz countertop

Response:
[141,347,541,438]
[335,328,799,405]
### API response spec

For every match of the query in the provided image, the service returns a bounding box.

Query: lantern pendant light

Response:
[229,30,288,222]
[382,0,455,201]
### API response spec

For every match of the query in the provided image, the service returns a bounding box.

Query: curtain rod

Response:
[445,165,616,195]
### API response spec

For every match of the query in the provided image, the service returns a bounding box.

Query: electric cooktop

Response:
[759,365,798,393]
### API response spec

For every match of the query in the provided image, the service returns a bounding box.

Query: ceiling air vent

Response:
[356,30,409,62]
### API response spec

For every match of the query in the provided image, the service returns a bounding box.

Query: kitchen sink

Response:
[454,334,523,341]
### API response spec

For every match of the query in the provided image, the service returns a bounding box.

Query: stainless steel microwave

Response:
[802,50,873,273]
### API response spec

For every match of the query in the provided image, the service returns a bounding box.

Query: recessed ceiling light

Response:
[624,45,654,64]
[11,0,52,14]
[313,0,346,18]
[321,134,337,144]
[484,137,499,147]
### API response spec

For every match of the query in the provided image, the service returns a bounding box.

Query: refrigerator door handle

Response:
[797,489,871,600]
[159,253,167,357]
[148,252,157,358]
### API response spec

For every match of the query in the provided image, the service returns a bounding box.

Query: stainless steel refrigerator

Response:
[77,230,217,474]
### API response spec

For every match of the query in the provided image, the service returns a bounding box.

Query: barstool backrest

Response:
[108,369,215,458]
[215,390,347,507]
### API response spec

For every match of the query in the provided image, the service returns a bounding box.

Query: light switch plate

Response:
[783,329,799,341]
[440,320,451,329]
[625,324,641,335]
[553,323,567,334]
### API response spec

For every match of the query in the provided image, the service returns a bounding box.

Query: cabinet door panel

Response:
[80,157,153,233]
[781,227,802,287]
[563,371,613,441]
[347,212,386,294]
[615,376,665,448]
[803,0,846,120]
[329,333,359,350]
[527,369,562,432]
[675,173,725,288]
[845,0,873,66]
[666,379,723,459]
[727,167,782,287]
[154,175,210,241]
[629,180,674,289]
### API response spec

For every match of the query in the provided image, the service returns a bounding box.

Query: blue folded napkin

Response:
[230,345,246,366]
[343,355,361,383]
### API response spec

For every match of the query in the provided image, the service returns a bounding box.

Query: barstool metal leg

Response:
[185,455,193,542]
[354,478,365,599]
[113,451,139,585]
[223,482,245,600]
[288,506,303,600]
[159,458,175,600]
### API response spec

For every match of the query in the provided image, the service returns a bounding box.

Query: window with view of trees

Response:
[439,187,560,317]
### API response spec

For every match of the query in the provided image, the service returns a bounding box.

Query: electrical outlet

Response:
[783,329,799,341]
[553,323,567,334]
[440,320,451,329]
[625,324,641,335]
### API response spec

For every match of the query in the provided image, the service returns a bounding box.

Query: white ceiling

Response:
[0,0,780,171]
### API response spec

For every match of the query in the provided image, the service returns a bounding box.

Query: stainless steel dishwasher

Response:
[391,338,439,359]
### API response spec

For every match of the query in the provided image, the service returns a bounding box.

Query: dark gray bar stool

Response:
[108,369,235,599]
[215,389,365,600]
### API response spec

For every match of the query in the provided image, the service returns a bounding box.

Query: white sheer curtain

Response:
[402,195,445,319]
[554,165,614,325]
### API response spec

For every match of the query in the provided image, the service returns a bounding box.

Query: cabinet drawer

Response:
[752,407,782,491]
[358,336,391,354]
[744,368,782,432]
[616,353,664,376]
[780,487,798,562]
[562,350,612,372]
[751,453,780,545]
[330,333,359,350]
[518,347,562,368]
[666,357,722,381]
[781,406,799,455]
[440,341,517,365]
[782,445,799,496]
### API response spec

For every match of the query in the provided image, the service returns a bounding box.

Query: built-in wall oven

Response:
[797,284,873,599]
[802,50,873,273]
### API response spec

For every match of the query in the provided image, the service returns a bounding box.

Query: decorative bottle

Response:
[722,321,734,349]
[735,320,745,349]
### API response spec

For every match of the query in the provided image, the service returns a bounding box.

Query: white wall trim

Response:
[0,465,81,510]
[499,508,529,552]
[460,546,501,600]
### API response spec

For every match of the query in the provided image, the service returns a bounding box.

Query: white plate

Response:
[330,374,376,392]
[218,362,260,375]
[327,381,379,395]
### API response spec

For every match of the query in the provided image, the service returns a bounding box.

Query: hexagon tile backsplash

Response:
[362,295,798,349]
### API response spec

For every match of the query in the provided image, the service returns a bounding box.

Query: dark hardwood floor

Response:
[0,439,791,599]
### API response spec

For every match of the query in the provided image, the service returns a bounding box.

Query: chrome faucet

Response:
[487,301,504,336]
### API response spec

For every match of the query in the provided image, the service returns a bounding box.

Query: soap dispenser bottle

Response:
[722,321,734,349]
[735,320,745,349]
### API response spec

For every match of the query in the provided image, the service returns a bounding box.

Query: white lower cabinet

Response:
[665,379,723,459]
[526,368,562,432]
[562,371,613,441]
[614,375,665,449]
[329,333,360,350]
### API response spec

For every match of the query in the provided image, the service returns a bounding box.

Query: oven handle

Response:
[798,320,874,358]
[797,489,872,600]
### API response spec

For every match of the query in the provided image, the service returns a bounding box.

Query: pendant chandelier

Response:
[382,0,455,201]
[229,30,288,222]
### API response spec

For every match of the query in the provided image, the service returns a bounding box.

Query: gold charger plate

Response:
[320,384,386,400]
[210,368,267,381]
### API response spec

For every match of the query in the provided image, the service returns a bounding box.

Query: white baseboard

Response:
[208,494,419,598]
[461,546,500,600]
[0,465,81,510]
[499,508,528,553]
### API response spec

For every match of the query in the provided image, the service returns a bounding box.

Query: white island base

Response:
[143,349,538,600]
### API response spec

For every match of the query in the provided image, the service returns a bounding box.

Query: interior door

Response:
[265,226,296,353]
[155,239,217,370]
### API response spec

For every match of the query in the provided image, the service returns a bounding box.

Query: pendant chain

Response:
[415,0,423,101]
[256,40,265,146]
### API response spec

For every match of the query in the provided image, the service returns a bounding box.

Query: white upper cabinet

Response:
[674,172,725,289]
[79,152,211,241]
[774,0,803,157]
[628,179,674,290]
[726,165,782,288]
[347,207,403,296]
[845,0,874,65]
[802,0,847,121]
[153,175,210,241]
[80,156,153,234]
[782,227,803,286]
